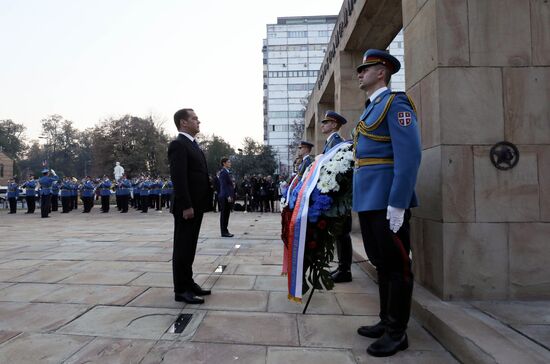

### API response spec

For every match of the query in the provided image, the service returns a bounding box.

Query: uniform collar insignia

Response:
[375,96,382,104]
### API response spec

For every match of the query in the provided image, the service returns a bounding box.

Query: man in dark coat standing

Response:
[218,157,235,237]
[168,108,212,304]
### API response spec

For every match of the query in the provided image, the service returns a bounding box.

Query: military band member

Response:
[352,49,421,357]
[38,168,59,218]
[118,175,131,213]
[51,179,59,211]
[98,176,112,213]
[81,177,95,213]
[320,111,353,283]
[22,175,37,214]
[7,179,18,214]
[296,140,314,176]
[60,177,72,213]
[140,177,150,213]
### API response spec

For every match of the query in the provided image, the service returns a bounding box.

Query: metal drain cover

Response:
[215,265,227,273]
[169,313,193,333]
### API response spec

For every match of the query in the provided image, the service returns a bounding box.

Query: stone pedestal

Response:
[404,0,550,300]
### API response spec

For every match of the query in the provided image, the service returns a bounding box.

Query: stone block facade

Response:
[405,0,550,299]
[0,151,14,185]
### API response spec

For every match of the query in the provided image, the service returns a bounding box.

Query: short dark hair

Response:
[220,157,229,166]
[173,108,194,129]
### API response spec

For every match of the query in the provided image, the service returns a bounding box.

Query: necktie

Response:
[192,139,200,149]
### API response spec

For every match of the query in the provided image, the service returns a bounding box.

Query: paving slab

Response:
[0,302,90,332]
[57,305,181,340]
[140,341,266,364]
[63,337,157,364]
[0,209,503,362]
[193,311,299,346]
[267,347,356,364]
[0,333,92,364]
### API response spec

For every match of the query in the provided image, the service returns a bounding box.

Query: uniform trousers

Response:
[141,195,149,212]
[26,196,36,213]
[218,198,232,234]
[51,195,59,211]
[8,197,17,213]
[358,209,413,337]
[82,196,93,212]
[61,196,71,213]
[101,195,110,212]
[172,212,203,292]
[332,214,353,271]
[40,194,51,218]
[120,195,129,212]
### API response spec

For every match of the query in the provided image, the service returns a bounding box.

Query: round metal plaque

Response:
[490,141,519,170]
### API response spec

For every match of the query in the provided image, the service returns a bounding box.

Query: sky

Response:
[0,0,342,149]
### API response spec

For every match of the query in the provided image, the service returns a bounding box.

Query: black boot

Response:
[358,273,389,338]
[366,277,413,357]
[367,332,408,357]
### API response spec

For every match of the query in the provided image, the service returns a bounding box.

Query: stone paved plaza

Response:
[0,208,458,363]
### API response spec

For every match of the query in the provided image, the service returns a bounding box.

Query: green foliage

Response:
[231,137,277,180]
[89,115,170,177]
[0,119,27,159]
[199,135,235,176]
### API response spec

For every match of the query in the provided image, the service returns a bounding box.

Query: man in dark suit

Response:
[320,110,353,283]
[168,108,212,304]
[218,157,235,237]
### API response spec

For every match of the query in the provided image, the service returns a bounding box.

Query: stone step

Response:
[351,235,550,363]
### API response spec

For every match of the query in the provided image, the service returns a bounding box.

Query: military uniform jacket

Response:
[322,132,344,154]
[298,155,313,176]
[352,88,421,212]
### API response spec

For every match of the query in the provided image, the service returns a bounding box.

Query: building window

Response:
[288,31,307,38]
[0,164,3,177]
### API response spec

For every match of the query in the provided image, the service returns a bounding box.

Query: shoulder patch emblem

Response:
[397,111,412,126]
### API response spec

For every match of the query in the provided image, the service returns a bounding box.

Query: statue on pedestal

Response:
[114,162,124,182]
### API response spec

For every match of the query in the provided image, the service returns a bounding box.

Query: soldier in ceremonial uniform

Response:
[296,140,314,176]
[6,179,18,214]
[51,179,59,211]
[98,176,112,213]
[60,177,72,213]
[81,177,95,213]
[320,111,353,283]
[22,175,37,214]
[38,168,59,218]
[118,175,131,213]
[352,49,421,357]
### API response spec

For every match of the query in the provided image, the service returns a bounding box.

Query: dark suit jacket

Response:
[218,168,234,199]
[168,134,211,214]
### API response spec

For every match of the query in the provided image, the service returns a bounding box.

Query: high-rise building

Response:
[262,16,337,175]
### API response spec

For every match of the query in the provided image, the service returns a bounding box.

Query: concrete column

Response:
[404,0,550,300]
[334,50,365,140]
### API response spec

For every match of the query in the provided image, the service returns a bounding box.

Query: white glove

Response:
[50,169,57,176]
[386,205,405,233]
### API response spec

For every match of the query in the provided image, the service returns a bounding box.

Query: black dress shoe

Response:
[191,283,211,296]
[221,233,234,237]
[358,321,386,338]
[331,270,352,283]
[367,333,408,357]
[174,291,204,304]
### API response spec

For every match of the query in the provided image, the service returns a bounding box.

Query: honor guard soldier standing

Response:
[6,179,18,214]
[38,168,59,218]
[296,141,314,176]
[22,175,37,214]
[352,49,421,357]
[320,111,353,283]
